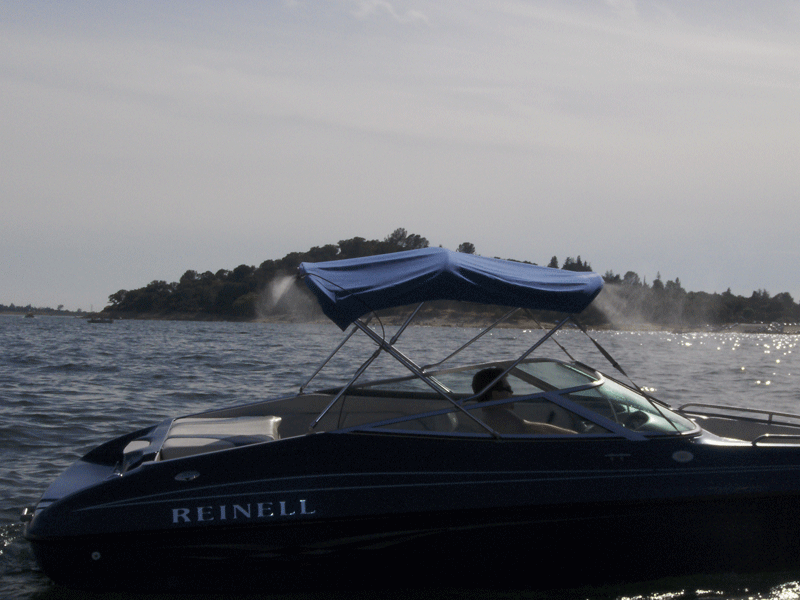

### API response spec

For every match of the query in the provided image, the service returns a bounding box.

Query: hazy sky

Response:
[3,1,799,311]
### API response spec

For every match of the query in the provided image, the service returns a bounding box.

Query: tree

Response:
[108,290,127,306]
[384,228,408,247]
[179,270,199,285]
[338,237,376,258]
[652,273,664,292]
[305,244,340,263]
[622,271,641,286]
[384,228,429,250]
[562,256,592,272]
[230,264,256,283]
[404,233,429,250]
[98,228,800,327]
[665,278,684,295]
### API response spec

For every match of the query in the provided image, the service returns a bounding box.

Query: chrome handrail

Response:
[752,434,800,446]
[678,403,800,425]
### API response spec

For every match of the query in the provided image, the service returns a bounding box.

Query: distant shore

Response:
[20,308,794,335]
[0,310,88,318]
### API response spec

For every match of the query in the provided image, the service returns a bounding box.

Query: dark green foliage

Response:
[0,304,88,316]
[100,237,800,328]
[105,229,430,320]
[384,228,429,250]
[599,270,800,328]
[562,256,592,272]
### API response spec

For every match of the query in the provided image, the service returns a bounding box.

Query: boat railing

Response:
[679,403,800,427]
[750,433,800,447]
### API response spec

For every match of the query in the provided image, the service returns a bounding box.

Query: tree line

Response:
[0,304,85,316]
[102,228,800,328]
[105,229,432,319]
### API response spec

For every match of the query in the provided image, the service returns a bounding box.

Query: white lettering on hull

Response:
[172,499,316,524]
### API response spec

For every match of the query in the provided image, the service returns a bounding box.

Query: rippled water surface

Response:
[2,315,800,600]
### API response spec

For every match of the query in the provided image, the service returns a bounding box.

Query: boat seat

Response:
[160,416,282,460]
[520,404,575,431]
[453,402,578,435]
[123,439,152,453]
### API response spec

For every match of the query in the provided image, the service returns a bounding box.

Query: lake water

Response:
[2,314,800,600]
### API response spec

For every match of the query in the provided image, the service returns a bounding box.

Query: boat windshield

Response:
[352,359,695,436]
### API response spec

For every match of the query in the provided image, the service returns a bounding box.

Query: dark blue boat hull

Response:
[25,430,800,591]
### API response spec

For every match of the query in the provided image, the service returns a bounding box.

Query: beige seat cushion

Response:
[160,437,237,460]
[168,416,281,438]
[160,416,281,460]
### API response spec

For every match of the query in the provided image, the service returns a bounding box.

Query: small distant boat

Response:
[24,312,35,318]
[87,317,113,324]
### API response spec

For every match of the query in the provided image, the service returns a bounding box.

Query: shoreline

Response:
[7,311,795,335]
[9,309,794,334]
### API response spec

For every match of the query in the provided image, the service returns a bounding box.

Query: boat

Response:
[87,316,114,324]
[21,248,800,591]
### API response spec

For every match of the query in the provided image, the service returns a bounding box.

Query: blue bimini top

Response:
[298,247,604,330]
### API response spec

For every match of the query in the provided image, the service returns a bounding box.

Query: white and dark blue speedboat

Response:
[22,248,800,591]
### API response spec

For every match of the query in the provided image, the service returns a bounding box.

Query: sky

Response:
[2,1,799,311]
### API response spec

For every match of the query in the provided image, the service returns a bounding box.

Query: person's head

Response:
[472,367,513,402]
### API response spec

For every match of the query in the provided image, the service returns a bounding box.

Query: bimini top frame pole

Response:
[297,247,604,433]
[299,315,373,394]
[300,301,423,396]
[467,315,573,405]
[421,307,520,371]
[351,312,576,438]
[308,302,575,436]
[307,304,428,431]
[348,317,503,436]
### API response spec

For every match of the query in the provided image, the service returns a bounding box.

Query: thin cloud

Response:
[605,0,639,20]
[352,0,429,25]
[3,1,800,310]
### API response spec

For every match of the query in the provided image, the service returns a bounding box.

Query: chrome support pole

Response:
[422,308,520,370]
[307,306,424,430]
[308,345,382,431]
[470,316,573,401]
[299,315,372,393]
[389,303,424,345]
[352,319,500,436]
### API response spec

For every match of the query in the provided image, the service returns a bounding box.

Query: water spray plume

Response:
[268,276,296,308]
[256,274,322,321]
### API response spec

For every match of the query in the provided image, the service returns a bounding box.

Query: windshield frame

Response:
[333,358,700,440]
